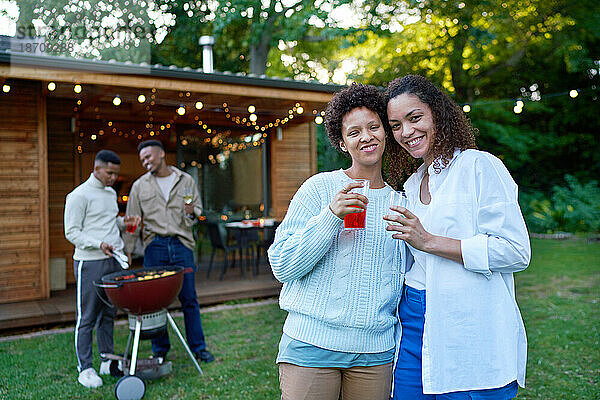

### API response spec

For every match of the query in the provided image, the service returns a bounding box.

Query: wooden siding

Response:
[270,122,317,220]
[47,101,77,284]
[0,80,49,303]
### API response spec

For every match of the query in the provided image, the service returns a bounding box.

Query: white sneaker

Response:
[78,367,103,388]
[100,359,123,376]
[99,360,110,375]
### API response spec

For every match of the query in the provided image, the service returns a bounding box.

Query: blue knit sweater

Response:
[268,169,403,353]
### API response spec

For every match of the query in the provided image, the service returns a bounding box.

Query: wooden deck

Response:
[0,257,281,333]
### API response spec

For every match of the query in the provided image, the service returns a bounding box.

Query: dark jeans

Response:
[144,236,206,355]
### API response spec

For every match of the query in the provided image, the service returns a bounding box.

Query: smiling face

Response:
[387,93,436,166]
[339,107,386,169]
[139,145,165,174]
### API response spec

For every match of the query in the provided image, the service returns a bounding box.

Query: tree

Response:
[12,0,161,63]
[209,0,352,75]
[325,0,600,193]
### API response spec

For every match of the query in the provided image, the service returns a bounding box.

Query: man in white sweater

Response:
[64,150,126,388]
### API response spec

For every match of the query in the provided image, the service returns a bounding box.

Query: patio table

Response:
[225,219,278,275]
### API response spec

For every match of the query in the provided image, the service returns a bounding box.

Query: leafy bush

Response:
[520,175,600,233]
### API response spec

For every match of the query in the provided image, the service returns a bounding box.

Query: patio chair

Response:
[206,222,239,280]
[231,226,260,275]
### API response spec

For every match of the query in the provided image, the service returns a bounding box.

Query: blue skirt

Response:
[392,285,518,400]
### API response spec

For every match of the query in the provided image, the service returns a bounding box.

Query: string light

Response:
[18,78,593,157]
[2,84,10,93]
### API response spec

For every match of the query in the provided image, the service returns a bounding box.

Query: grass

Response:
[0,238,598,399]
[515,239,599,399]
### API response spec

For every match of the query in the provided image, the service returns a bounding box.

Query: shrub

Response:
[520,175,600,233]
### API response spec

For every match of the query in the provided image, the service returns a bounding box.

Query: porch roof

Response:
[0,50,340,150]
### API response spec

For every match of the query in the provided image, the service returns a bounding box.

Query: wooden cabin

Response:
[0,51,339,304]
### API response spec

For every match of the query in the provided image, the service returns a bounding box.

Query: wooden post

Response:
[38,83,50,298]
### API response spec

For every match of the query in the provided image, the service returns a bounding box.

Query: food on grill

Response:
[113,270,177,282]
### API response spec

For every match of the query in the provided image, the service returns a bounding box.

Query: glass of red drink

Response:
[124,215,140,234]
[344,179,369,230]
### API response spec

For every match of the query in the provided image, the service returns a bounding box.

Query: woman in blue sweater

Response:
[268,83,405,400]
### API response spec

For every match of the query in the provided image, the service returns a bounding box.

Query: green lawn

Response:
[0,238,598,399]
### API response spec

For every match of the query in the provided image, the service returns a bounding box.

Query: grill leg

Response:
[166,311,203,376]
[129,316,142,375]
[123,330,133,362]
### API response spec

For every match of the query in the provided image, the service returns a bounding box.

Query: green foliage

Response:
[316,123,349,172]
[520,175,600,233]
[15,0,158,62]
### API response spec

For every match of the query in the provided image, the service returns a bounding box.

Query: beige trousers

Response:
[279,362,393,400]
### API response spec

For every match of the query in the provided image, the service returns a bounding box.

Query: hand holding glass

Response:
[124,215,141,234]
[344,179,369,230]
[183,188,193,205]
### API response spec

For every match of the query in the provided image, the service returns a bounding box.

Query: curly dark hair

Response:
[384,75,477,188]
[324,83,389,155]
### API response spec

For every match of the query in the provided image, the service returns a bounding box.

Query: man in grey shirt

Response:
[64,150,130,388]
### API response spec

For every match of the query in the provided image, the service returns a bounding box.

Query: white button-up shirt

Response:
[397,149,530,394]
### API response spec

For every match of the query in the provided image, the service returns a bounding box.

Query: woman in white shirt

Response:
[383,75,531,400]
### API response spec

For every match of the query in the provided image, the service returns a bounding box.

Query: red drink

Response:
[344,206,366,229]
[126,224,138,234]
